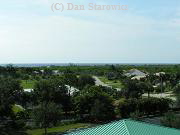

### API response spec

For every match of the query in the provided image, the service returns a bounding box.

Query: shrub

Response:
[117,97,171,118]
[161,112,180,129]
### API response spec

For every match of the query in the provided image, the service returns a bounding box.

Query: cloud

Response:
[0,0,179,63]
[0,12,179,63]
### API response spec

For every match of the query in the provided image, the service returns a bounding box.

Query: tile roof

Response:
[65,119,180,135]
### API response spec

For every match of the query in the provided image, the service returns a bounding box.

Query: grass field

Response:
[12,104,24,114]
[21,80,36,89]
[99,76,123,89]
[27,123,90,135]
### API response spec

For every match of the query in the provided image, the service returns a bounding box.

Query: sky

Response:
[0,0,179,64]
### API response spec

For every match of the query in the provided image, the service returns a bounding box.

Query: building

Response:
[125,69,146,77]
[65,119,180,135]
[124,69,147,80]
[24,88,33,92]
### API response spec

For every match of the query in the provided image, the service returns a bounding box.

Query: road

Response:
[93,76,111,87]
[142,92,176,101]
[93,76,121,91]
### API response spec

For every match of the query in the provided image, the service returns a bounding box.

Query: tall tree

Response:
[32,102,62,131]
[64,73,78,95]
[74,86,115,122]
[34,79,69,107]
[174,84,180,107]
[78,75,95,89]
[34,78,70,134]
[0,77,27,135]
[122,79,144,99]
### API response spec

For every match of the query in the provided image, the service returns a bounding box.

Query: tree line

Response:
[1,64,180,134]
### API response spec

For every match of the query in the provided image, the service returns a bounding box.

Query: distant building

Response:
[65,119,180,135]
[52,70,63,75]
[131,75,146,80]
[125,69,146,77]
[52,70,59,75]
[24,89,33,92]
[65,85,79,95]
[40,70,44,73]
[124,69,147,80]
[155,72,166,76]
[33,71,39,74]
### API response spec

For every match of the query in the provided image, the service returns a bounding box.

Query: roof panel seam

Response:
[123,120,131,135]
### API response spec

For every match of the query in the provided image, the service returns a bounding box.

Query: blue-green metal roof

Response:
[65,119,180,135]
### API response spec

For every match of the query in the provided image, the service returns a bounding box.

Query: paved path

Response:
[142,92,176,100]
[93,76,110,87]
[93,76,121,91]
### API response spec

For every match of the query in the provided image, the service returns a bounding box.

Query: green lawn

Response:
[21,80,36,89]
[99,76,123,89]
[12,104,24,114]
[27,123,90,135]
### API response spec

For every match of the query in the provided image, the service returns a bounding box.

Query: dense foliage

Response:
[0,78,27,135]
[116,98,171,118]
[74,86,115,122]
[0,64,180,135]
[161,112,180,129]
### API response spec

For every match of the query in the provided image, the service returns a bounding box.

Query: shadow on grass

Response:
[42,132,65,135]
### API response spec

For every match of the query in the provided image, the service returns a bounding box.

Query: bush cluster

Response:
[117,97,171,118]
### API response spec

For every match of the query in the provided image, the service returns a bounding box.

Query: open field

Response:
[98,76,123,89]
[21,80,36,89]
[12,104,24,114]
[27,123,90,135]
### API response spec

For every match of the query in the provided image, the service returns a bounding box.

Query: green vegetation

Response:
[21,80,36,89]
[161,112,180,129]
[0,77,27,135]
[1,64,180,135]
[12,104,24,114]
[116,98,171,118]
[27,123,90,135]
[99,76,123,89]
[74,85,115,121]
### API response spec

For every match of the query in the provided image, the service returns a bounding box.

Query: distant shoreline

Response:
[0,63,180,67]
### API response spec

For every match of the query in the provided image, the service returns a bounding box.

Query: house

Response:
[124,69,147,80]
[40,70,44,73]
[131,75,146,80]
[125,69,146,77]
[65,85,79,95]
[155,72,165,77]
[64,119,180,135]
[33,71,39,74]
[24,88,33,92]
[52,70,59,75]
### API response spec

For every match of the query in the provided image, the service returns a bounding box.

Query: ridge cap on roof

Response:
[123,120,131,135]
[65,119,180,135]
